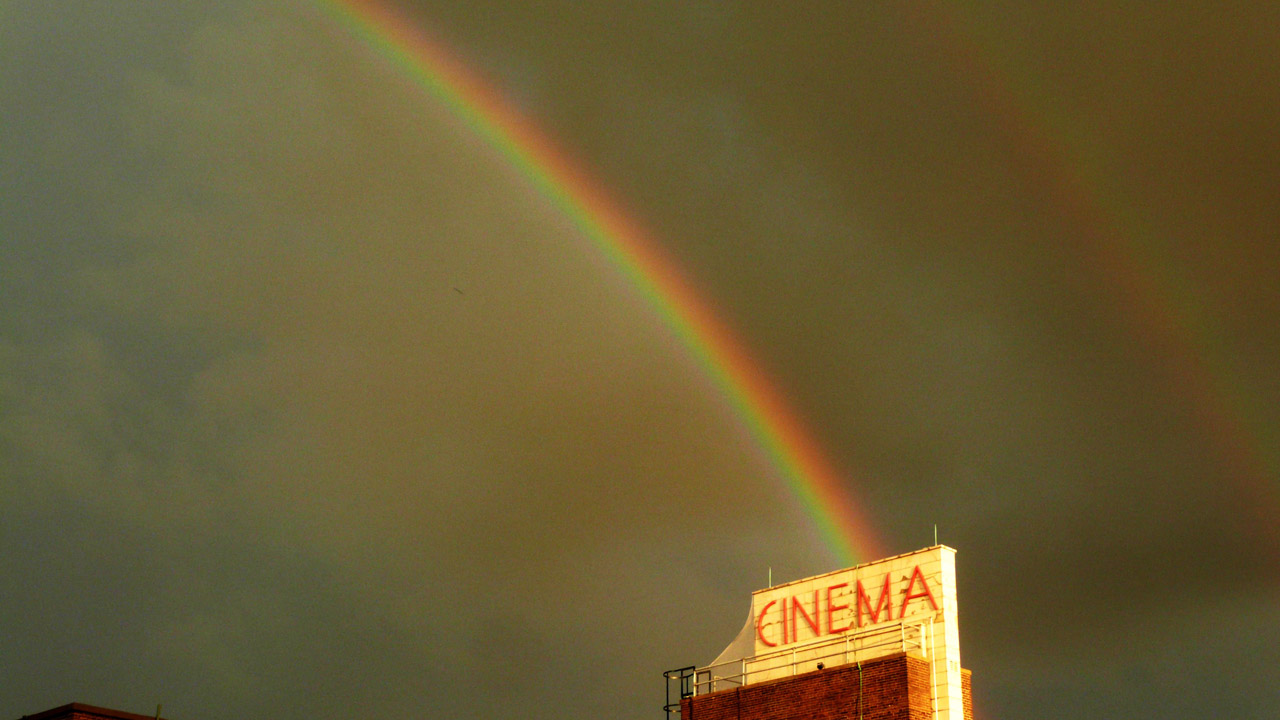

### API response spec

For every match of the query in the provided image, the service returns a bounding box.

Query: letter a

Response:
[898,565,940,618]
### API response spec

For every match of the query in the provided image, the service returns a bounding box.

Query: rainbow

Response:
[919,0,1278,542]
[311,0,884,566]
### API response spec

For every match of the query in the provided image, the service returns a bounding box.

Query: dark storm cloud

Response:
[3,1,1278,719]
[3,3,811,718]
[394,0,1280,715]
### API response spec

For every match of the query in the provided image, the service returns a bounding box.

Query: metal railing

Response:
[662,666,696,717]
[691,617,933,696]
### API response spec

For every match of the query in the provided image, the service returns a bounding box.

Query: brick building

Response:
[667,546,974,720]
[17,705,164,720]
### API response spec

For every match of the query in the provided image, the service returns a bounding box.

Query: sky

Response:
[2,1,1278,718]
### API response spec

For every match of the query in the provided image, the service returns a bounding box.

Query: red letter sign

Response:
[792,590,821,641]
[827,582,850,634]
[898,565,939,618]
[756,599,779,647]
[856,573,893,627]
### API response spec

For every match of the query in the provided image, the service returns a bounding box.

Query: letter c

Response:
[756,599,779,647]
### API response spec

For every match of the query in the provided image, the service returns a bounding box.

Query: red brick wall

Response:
[681,653,956,720]
[18,703,165,720]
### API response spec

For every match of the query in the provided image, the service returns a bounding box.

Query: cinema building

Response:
[665,545,973,720]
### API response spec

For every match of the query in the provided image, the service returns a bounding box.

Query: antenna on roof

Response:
[933,524,938,546]
[768,566,772,587]
[154,705,162,720]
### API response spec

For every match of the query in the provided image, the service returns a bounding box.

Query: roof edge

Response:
[20,703,166,720]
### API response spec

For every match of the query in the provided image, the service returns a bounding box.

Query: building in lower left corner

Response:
[17,703,166,720]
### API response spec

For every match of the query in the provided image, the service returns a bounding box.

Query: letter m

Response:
[856,573,893,627]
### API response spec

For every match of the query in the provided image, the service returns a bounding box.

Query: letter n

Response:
[791,590,821,640]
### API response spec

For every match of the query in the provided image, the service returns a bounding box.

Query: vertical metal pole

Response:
[858,661,864,720]
[929,620,939,720]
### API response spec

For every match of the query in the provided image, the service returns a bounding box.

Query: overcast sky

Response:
[3,1,1277,719]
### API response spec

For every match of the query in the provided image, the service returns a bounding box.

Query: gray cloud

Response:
[3,1,1277,719]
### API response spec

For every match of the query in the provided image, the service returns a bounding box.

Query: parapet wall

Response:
[682,652,972,720]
